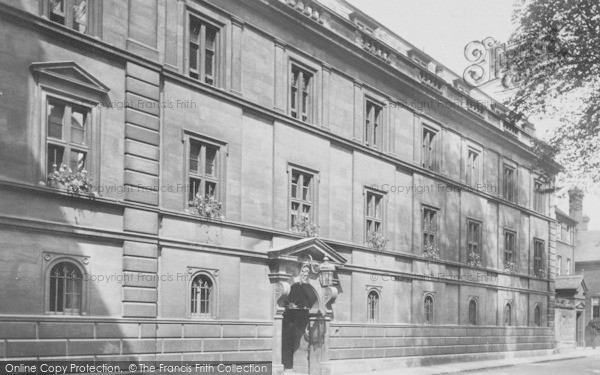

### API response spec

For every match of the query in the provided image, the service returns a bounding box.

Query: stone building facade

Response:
[0,0,557,374]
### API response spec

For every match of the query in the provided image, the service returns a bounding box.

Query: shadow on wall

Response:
[0,0,131,361]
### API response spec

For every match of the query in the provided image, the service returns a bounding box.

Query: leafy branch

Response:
[507,0,600,187]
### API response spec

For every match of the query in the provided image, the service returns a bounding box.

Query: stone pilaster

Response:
[230,16,244,96]
[121,61,161,318]
[352,81,363,143]
[272,314,284,375]
[273,38,286,113]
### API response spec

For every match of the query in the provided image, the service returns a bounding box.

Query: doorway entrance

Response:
[267,238,345,375]
[281,283,318,374]
[282,308,310,373]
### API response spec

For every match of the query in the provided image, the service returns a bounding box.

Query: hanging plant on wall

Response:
[423,243,440,263]
[290,215,318,237]
[366,231,388,252]
[504,261,518,274]
[189,193,224,220]
[467,251,482,267]
[46,163,95,196]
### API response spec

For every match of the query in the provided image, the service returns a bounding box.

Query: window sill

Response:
[189,315,216,320]
[44,312,87,317]
[465,263,484,270]
[39,181,100,199]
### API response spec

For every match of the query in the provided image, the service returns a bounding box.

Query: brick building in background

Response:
[553,191,587,350]
[0,0,560,374]
[573,189,600,347]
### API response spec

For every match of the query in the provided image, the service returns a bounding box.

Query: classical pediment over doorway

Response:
[267,237,345,314]
[267,237,347,265]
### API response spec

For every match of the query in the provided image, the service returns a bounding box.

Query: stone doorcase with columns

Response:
[555,275,587,349]
[267,238,346,375]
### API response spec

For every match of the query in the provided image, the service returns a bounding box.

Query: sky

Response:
[345,0,599,230]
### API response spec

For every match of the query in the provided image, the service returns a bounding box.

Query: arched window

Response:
[424,295,434,324]
[49,261,82,314]
[534,305,541,327]
[367,290,379,322]
[468,299,477,325]
[503,303,512,326]
[191,274,213,317]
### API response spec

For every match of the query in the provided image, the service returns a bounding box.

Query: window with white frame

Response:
[47,261,83,315]
[593,298,599,319]
[188,15,220,85]
[533,180,545,213]
[557,255,562,276]
[468,299,477,325]
[46,98,91,177]
[502,164,516,202]
[534,239,544,278]
[466,148,480,186]
[289,168,315,229]
[422,126,439,171]
[556,221,563,242]
[290,63,314,123]
[467,219,481,259]
[365,190,384,238]
[563,224,573,245]
[190,273,214,318]
[365,98,383,148]
[43,0,99,35]
[33,62,108,185]
[423,206,438,247]
[424,295,434,324]
[367,290,379,323]
[503,302,512,326]
[503,229,516,265]
[566,258,571,275]
[187,137,221,202]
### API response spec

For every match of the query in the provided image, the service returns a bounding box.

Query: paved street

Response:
[457,356,600,374]
[358,350,600,375]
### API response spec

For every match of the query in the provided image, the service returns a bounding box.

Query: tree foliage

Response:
[507,0,600,188]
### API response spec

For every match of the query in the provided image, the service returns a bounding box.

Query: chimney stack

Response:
[582,215,590,232]
[568,188,584,223]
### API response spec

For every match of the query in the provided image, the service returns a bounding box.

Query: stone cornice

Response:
[241,0,555,165]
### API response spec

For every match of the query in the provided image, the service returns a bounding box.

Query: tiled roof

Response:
[555,207,576,222]
[555,275,585,291]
